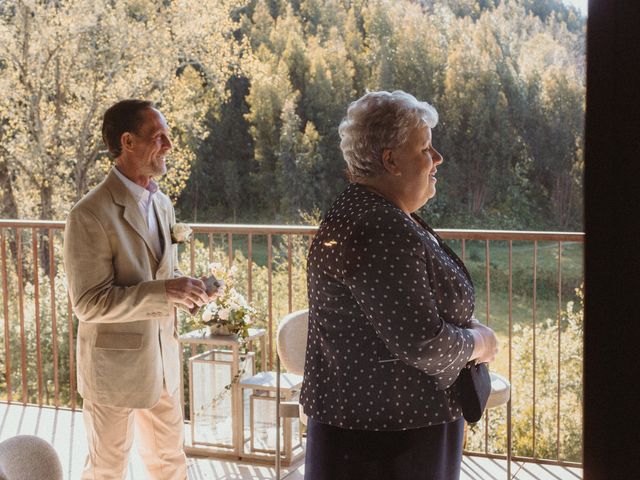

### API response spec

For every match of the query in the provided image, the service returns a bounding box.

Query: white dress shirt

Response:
[112,167,163,259]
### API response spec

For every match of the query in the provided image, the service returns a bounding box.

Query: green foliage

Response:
[0,0,245,218]
[466,285,584,463]
[0,0,585,229]
[1,0,586,467]
[0,230,79,407]
[178,0,584,231]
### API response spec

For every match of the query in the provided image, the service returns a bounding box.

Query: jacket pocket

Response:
[95,333,143,350]
[377,357,399,364]
[377,351,399,364]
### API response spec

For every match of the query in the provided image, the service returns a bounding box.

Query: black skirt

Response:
[304,417,465,480]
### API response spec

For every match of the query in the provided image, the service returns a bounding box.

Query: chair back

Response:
[276,309,309,375]
[0,435,63,480]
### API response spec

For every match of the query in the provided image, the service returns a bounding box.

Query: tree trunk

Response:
[39,184,54,276]
[552,172,574,229]
[0,160,19,219]
[0,160,20,269]
[193,178,198,222]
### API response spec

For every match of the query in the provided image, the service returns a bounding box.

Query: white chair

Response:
[276,309,309,377]
[275,309,309,478]
[276,309,309,425]
[487,371,511,409]
[0,435,63,480]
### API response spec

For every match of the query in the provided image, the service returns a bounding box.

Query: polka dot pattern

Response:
[300,183,476,431]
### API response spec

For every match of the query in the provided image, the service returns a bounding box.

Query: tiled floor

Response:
[0,403,581,479]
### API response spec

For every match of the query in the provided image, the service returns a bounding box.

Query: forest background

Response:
[0,0,585,230]
[0,0,585,464]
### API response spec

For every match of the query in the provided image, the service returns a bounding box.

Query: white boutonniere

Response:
[171,223,192,244]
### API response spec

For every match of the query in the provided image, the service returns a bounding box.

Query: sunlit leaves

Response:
[0,0,246,218]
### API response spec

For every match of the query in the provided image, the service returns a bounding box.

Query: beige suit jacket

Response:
[64,170,182,409]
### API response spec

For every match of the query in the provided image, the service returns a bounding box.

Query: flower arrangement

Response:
[171,223,192,244]
[192,262,256,339]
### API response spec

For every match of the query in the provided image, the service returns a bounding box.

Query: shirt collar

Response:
[112,166,158,203]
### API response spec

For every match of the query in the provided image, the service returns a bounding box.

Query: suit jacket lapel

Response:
[153,195,172,273]
[105,170,160,264]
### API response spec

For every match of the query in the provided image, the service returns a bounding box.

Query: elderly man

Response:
[64,99,210,479]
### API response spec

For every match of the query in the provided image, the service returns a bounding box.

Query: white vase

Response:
[206,323,232,336]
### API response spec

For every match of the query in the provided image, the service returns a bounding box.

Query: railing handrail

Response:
[435,229,584,242]
[0,219,585,242]
[0,219,66,228]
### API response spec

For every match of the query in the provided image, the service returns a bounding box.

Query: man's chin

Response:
[152,162,167,177]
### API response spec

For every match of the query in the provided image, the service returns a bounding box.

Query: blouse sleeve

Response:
[341,213,475,390]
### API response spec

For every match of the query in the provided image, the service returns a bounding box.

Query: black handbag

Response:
[456,361,491,423]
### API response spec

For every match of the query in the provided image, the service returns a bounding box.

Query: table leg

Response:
[232,345,241,457]
[189,354,196,447]
[179,344,185,418]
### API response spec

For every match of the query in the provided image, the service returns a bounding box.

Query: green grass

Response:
[448,240,583,334]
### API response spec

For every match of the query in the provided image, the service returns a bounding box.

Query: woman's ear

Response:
[381,148,401,176]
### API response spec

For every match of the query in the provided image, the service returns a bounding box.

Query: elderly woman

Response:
[300,91,498,480]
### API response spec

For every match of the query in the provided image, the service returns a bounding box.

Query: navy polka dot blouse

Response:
[300,183,476,431]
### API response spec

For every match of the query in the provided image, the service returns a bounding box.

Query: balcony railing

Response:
[0,219,584,475]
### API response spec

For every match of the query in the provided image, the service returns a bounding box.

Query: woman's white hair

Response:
[338,90,438,180]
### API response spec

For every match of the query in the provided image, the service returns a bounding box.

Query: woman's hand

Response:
[468,320,499,364]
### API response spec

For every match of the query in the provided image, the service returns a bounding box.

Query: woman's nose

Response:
[433,148,443,165]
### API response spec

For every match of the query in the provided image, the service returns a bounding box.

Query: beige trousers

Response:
[81,386,187,480]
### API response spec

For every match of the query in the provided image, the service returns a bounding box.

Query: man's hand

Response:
[200,274,223,301]
[165,277,210,310]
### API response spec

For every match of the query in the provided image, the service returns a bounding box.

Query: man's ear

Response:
[121,132,135,153]
[381,148,401,176]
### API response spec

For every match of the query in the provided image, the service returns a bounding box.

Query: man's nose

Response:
[162,135,172,150]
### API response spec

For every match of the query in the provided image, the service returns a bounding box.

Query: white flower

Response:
[192,263,258,338]
[228,292,241,310]
[171,223,192,243]
[201,303,217,322]
[209,262,223,272]
[230,289,248,308]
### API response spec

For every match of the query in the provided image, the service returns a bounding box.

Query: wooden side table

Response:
[179,328,267,459]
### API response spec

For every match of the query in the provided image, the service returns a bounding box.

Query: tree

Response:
[2,0,586,229]
[179,75,255,222]
[0,0,244,220]
[438,14,522,221]
[244,50,295,216]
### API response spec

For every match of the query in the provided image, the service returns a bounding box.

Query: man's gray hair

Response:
[338,90,438,180]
